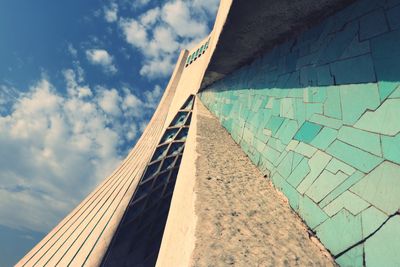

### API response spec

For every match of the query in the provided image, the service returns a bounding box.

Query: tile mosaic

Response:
[361,206,387,238]
[298,195,329,229]
[286,158,311,188]
[365,216,400,267]
[350,161,400,214]
[322,191,370,216]
[354,99,400,135]
[316,209,362,255]
[381,133,400,164]
[337,126,381,156]
[319,171,365,208]
[326,140,383,172]
[336,244,364,267]
[306,170,349,203]
[359,9,389,40]
[297,151,332,194]
[310,127,338,150]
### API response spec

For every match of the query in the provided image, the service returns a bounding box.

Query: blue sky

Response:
[0,0,218,265]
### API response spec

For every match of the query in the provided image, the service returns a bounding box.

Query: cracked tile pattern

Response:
[199,0,400,265]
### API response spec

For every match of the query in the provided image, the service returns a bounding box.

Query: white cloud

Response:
[119,0,219,79]
[0,70,163,232]
[86,49,117,74]
[132,0,151,8]
[161,1,207,38]
[119,19,148,49]
[140,7,160,27]
[97,87,121,116]
[67,44,78,57]
[104,3,118,23]
[144,84,163,108]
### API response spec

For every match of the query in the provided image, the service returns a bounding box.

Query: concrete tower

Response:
[18,0,400,266]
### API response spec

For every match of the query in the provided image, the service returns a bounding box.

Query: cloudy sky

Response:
[0,0,218,265]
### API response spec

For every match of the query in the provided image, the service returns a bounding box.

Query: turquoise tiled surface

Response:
[364,217,400,267]
[336,244,364,267]
[200,0,400,264]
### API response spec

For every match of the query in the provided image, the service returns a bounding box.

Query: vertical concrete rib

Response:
[16,50,188,267]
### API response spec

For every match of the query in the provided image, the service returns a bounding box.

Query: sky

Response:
[0,0,219,265]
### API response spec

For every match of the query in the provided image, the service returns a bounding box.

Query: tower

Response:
[17,0,400,266]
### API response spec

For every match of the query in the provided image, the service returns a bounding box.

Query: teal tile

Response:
[354,99,400,135]
[389,85,400,98]
[337,126,382,156]
[291,152,304,169]
[350,161,400,215]
[280,98,295,119]
[336,244,364,267]
[361,206,387,238]
[318,21,358,64]
[323,191,370,216]
[294,98,306,126]
[272,172,300,210]
[330,54,376,84]
[315,209,362,256]
[365,216,400,267]
[277,151,294,178]
[326,158,355,175]
[324,86,342,119]
[294,121,322,143]
[306,170,349,203]
[298,195,329,229]
[267,137,285,153]
[382,133,400,164]
[378,81,399,101]
[272,99,281,116]
[221,104,233,117]
[303,86,327,103]
[387,5,400,30]
[340,35,370,59]
[310,127,338,150]
[371,29,400,85]
[273,149,288,167]
[265,116,285,136]
[359,9,389,41]
[340,83,380,125]
[242,127,254,145]
[261,145,281,165]
[286,158,311,187]
[309,113,343,129]
[253,137,266,153]
[326,140,383,173]
[281,182,301,211]
[317,65,334,86]
[297,151,332,194]
[259,156,274,177]
[276,119,299,145]
[305,103,323,119]
[294,142,317,158]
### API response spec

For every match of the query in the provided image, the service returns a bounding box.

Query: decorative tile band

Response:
[200,0,400,265]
